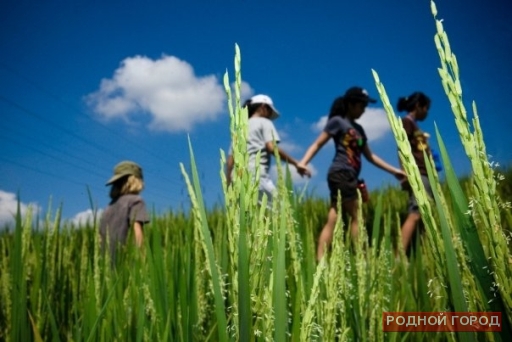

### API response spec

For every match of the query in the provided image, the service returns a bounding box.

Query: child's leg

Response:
[401,212,421,251]
[343,199,360,241]
[317,207,338,261]
[258,173,276,208]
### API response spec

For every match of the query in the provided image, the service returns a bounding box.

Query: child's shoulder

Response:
[326,115,350,128]
[252,116,272,123]
[119,193,145,203]
[250,116,275,128]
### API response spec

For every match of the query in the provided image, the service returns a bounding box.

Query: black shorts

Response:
[327,169,358,207]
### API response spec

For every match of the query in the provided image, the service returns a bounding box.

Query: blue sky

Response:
[1,0,511,226]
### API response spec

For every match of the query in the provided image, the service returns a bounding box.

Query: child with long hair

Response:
[298,87,406,260]
[396,92,432,252]
[99,160,149,259]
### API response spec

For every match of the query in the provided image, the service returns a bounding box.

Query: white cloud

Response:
[312,115,328,132]
[270,163,318,185]
[311,107,391,142]
[86,55,228,132]
[70,209,103,226]
[355,107,391,141]
[0,190,40,228]
[228,81,254,111]
[240,81,254,100]
[230,80,254,101]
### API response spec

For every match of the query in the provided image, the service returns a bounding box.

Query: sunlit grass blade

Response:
[273,199,288,342]
[237,183,251,341]
[424,151,474,342]
[435,126,512,339]
[180,136,228,342]
[85,276,119,342]
[10,199,30,342]
[371,192,384,249]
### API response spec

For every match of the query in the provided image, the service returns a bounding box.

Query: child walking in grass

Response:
[226,94,310,206]
[297,87,406,260]
[99,160,149,260]
[396,92,433,252]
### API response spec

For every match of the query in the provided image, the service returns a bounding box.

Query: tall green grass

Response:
[1,1,510,341]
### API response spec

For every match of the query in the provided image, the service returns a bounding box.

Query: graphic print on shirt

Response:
[413,130,429,152]
[340,128,364,170]
[402,116,432,175]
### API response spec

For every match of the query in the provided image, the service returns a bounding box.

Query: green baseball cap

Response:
[106,161,143,185]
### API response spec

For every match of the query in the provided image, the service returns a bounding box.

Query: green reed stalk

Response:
[372,70,450,314]
[0,236,11,341]
[436,127,508,340]
[180,139,228,342]
[323,199,347,341]
[431,0,512,335]
[300,257,326,341]
[10,202,29,341]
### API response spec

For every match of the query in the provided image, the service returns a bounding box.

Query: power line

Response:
[0,63,205,207]
[1,135,107,179]
[0,94,125,159]
[0,155,105,193]
[0,94,183,188]
[0,155,178,204]
[0,125,186,204]
[0,63,184,173]
[0,126,107,174]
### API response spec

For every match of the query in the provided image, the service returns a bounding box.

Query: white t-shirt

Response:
[229,116,280,175]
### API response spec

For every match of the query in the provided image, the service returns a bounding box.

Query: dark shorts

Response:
[327,169,358,207]
[407,175,433,214]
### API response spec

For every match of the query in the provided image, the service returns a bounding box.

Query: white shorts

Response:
[258,173,276,207]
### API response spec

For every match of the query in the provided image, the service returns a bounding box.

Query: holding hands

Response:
[295,162,311,178]
[393,169,407,181]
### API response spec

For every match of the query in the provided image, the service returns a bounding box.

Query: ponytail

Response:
[396,92,431,112]
[328,96,347,119]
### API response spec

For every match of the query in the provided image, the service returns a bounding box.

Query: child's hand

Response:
[394,169,407,181]
[296,163,311,178]
[394,170,410,190]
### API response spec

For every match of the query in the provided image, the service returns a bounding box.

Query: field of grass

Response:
[1,2,511,341]
[1,167,510,341]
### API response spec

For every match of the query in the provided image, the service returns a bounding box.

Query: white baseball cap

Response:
[250,94,280,120]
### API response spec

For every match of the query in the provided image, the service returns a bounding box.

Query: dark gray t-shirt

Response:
[99,194,149,251]
[324,116,367,175]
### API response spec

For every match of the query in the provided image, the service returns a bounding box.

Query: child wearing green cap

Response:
[99,160,149,260]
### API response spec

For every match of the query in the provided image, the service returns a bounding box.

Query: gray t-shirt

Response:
[230,116,280,175]
[99,194,149,253]
[324,116,367,175]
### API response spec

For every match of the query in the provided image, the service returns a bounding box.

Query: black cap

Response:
[344,87,377,103]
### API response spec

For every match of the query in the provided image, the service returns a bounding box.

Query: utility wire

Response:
[0,155,105,193]
[0,125,109,173]
[0,155,176,204]
[2,135,109,179]
[0,63,184,174]
[0,63,206,207]
[0,94,183,188]
[1,134,179,202]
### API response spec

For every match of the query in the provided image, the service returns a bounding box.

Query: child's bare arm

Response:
[133,222,144,248]
[226,154,234,185]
